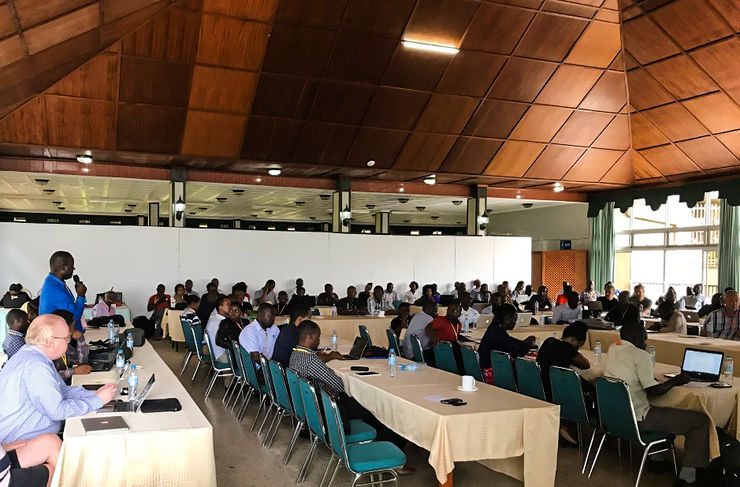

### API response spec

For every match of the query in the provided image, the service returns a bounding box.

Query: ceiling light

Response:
[199,224,208,228]
[198,207,208,211]
[320,194,331,201]
[232,189,245,195]
[76,154,93,164]
[365,204,375,210]
[267,225,276,230]
[309,216,316,220]
[127,203,137,208]
[431,215,439,220]
[268,168,281,176]
[416,206,426,212]
[295,201,305,207]
[402,40,459,55]
[251,213,258,217]
[188,211,195,215]
[361,229,371,234]
[255,177,262,183]
[287,226,296,231]
[398,198,409,204]
[13,216,26,222]
[265,209,273,214]
[553,182,564,192]
[110,220,121,225]
[58,206,65,210]
[398,187,405,192]
[34,178,49,186]
[410,230,420,235]
[451,200,463,206]
[52,201,62,205]
[423,175,436,185]
[124,209,132,213]
[516,194,521,199]
[403,219,410,223]
[43,189,55,194]
[216,197,227,203]
[82,167,89,172]
[366,160,375,167]
[433,231,442,235]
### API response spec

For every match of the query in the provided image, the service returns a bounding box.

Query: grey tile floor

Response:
[152,339,679,487]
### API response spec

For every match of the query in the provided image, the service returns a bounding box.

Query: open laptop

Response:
[88,350,116,372]
[514,312,533,328]
[342,337,369,360]
[680,310,701,323]
[99,374,155,413]
[681,348,724,382]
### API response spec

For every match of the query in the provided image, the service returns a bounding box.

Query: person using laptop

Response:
[552,292,583,324]
[597,284,618,313]
[526,286,553,312]
[91,291,116,318]
[605,321,710,486]
[478,304,536,384]
[579,280,600,305]
[680,284,706,311]
[650,301,688,334]
[402,301,437,362]
[50,310,91,383]
[481,292,504,315]
[698,292,723,318]
[703,290,739,340]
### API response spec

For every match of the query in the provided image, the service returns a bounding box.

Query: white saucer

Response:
[457,386,478,392]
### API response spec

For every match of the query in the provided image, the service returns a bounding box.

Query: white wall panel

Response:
[492,236,531,287]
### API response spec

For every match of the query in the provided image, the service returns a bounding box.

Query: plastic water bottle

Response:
[723,357,734,386]
[126,332,134,350]
[331,330,338,351]
[533,300,539,315]
[462,315,469,335]
[594,339,602,365]
[331,304,337,317]
[388,349,396,377]
[115,349,125,370]
[108,321,116,342]
[128,365,139,400]
[648,345,656,366]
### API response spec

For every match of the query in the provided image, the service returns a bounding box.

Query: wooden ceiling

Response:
[0,0,736,191]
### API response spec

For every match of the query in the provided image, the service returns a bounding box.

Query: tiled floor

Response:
[152,339,679,487]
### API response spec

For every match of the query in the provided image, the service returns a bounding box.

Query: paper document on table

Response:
[685,381,712,388]
[422,395,447,403]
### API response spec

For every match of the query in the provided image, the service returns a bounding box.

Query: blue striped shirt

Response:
[39,273,86,332]
[0,345,102,443]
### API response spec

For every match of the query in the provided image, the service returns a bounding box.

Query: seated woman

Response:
[478,304,536,384]
[170,284,187,310]
[216,301,248,350]
[650,301,688,335]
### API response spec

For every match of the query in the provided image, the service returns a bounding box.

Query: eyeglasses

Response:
[53,335,72,343]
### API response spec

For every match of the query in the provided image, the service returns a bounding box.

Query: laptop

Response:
[342,337,369,360]
[478,314,494,328]
[81,415,129,433]
[88,350,116,372]
[99,374,156,413]
[680,310,701,323]
[515,312,533,328]
[681,348,724,382]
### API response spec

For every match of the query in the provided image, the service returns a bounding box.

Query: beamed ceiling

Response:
[0,0,737,193]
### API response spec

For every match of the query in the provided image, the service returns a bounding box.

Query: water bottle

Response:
[115,349,125,370]
[128,365,139,400]
[108,321,116,342]
[388,349,396,378]
[331,330,338,351]
[723,357,734,386]
[594,339,602,365]
[533,300,539,314]
[462,315,469,335]
[331,304,337,317]
[639,304,644,315]
[648,345,656,366]
[126,332,134,351]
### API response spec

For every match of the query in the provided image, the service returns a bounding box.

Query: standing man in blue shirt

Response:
[39,251,87,332]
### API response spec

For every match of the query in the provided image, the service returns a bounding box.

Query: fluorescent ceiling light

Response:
[410,230,420,236]
[268,169,281,176]
[402,40,459,55]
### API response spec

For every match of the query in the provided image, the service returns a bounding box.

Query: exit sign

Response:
[560,240,572,250]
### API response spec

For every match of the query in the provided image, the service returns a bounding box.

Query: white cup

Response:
[378,310,385,317]
[461,375,475,391]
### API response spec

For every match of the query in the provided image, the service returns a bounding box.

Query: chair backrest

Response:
[386,328,400,355]
[515,358,546,401]
[461,347,483,382]
[268,359,293,414]
[433,342,458,374]
[490,351,517,392]
[358,325,372,346]
[285,368,306,422]
[203,330,219,365]
[549,366,588,424]
[227,345,241,378]
[179,316,197,353]
[297,376,326,443]
[190,325,207,360]
[229,339,245,379]
[260,354,276,401]
[238,343,262,392]
[319,388,348,460]
[595,376,642,443]
[410,334,425,363]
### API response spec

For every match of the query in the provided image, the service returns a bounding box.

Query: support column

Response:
[137,215,146,226]
[233,219,242,229]
[148,202,159,227]
[466,185,488,236]
[375,211,390,234]
[170,168,186,228]
[332,179,351,233]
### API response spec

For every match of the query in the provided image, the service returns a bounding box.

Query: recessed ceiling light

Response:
[199,207,208,211]
[431,215,439,220]
[398,198,409,204]
[403,219,410,223]
[265,209,273,214]
[82,167,89,172]
[58,206,65,210]
[52,201,62,205]
[309,216,316,220]
[398,187,405,192]
[124,209,132,213]
[268,168,281,176]
[402,40,459,55]
[416,206,426,212]
[295,201,305,206]
[451,200,463,206]
[366,160,375,167]
[76,154,93,164]
[216,197,227,203]
[188,211,195,215]
[34,178,49,186]
[553,182,564,193]
[43,189,55,194]
[319,194,331,201]
[127,203,137,208]
[255,177,262,183]
[232,189,245,195]
[423,175,436,185]
[365,204,375,210]
[250,213,258,217]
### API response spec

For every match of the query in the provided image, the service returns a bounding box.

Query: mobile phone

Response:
[663,373,678,378]
[351,366,370,371]
[440,398,467,406]
[357,371,379,376]
[82,384,104,390]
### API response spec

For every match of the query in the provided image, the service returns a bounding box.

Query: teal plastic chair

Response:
[295,376,377,484]
[263,360,293,448]
[514,358,546,401]
[433,342,458,374]
[358,325,372,346]
[460,347,483,382]
[549,366,599,474]
[489,351,517,392]
[588,377,676,486]
[386,329,400,355]
[230,340,256,418]
[410,334,425,363]
[179,316,197,376]
[256,354,278,437]
[203,330,233,400]
[236,344,270,430]
[189,324,211,382]
[223,341,245,410]
[284,368,306,465]
[320,388,405,487]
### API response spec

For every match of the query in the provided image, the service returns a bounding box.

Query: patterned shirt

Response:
[288,345,344,394]
[0,446,9,487]
[580,289,600,304]
[705,308,740,340]
[2,330,25,359]
[91,301,115,318]
[0,345,102,443]
[53,336,89,381]
[367,297,393,316]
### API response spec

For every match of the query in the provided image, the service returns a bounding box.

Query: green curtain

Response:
[718,200,740,292]
[589,202,615,290]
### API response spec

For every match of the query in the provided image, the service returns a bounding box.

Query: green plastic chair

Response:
[229,340,255,417]
[320,388,405,487]
[256,355,278,437]
[235,343,269,429]
[460,347,483,382]
[189,324,212,382]
[386,328,400,355]
[410,334,425,363]
[433,342,458,374]
[263,360,293,448]
[549,366,599,474]
[490,351,517,392]
[358,325,373,346]
[203,330,233,401]
[179,316,197,376]
[514,357,546,401]
[223,340,245,410]
[588,376,676,486]
[283,368,306,465]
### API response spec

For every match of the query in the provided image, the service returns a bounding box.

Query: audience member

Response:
[337,286,363,315]
[656,286,680,310]
[579,280,599,304]
[39,251,87,333]
[286,286,309,314]
[470,280,482,301]
[606,321,709,486]
[427,303,464,373]
[605,290,631,323]
[211,278,222,294]
[680,284,705,311]
[703,290,739,339]
[451,282,466,299]
[477,284,492,303]
[597,285,618,313]
[184,279,198,297]
[26,298,39,324]
[459,293,479,328]
[216,301,248,351]
[170,284,186,309]
[512,281,525,298]
[526,286,553,312]
[1,284,30,309]
[239,304,279,361]
[0,434,61,487]
[367,286,396,316]
[479,304,536,382]
[629,284,652,316]
[481,292,504,315]
[555,283,572,306]
[3,309,29,359]
[357,283,373,304]
[698,293,722,318]
[274,291,290,316]
[146,284,170,334]
[390,303,412,340]
[91,291,116,318]
[383,283,399,304]
[552,292,583,324]
[413,285,435,306]
[404,281,421,304]
[402,301,437,361]
[650,301,688,334]
[197,283,222,324]
[431,284,441,302]
[206,297,230,364]
[290,278,304,299]
[317,284,339,306]
[254,280,277,305]
[524,284,533,296]
[50,310,90,383]
[229,282,253,313]
[272,306,312,366]
[181,294,202,330]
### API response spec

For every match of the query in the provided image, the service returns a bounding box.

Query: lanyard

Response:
[61,354,68,368]
[292,347,313,355]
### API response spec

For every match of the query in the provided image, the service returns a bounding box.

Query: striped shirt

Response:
[289,345,344,394]
[705,308,740,340]
[0,446,9,487]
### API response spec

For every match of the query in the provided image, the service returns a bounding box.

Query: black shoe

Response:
[559,436,579,449]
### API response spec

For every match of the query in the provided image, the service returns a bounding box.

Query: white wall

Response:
[488,203,591,251]
[0,223,530,317]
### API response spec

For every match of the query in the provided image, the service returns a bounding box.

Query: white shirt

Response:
[460,306,479,326]
[680,294,705,310]
[403,289,421,304]
[367,297,393,316]
[239,321,280,359]
[254,289,277,304]
[206,313,226,359]
[402,311,434,358]
[384,290,399,304]
[605,339,658,420]
[552,304,583,323]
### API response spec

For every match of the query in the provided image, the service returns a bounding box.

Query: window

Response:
[613,192,719,301]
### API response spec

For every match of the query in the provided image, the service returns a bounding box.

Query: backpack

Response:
[132,315,154,338]
[707,427,740,486]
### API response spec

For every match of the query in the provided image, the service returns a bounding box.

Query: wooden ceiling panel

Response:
[651,0,733,50]
[44,95,114,149]
[621,15,680,64]
[438,137,503,174]
[690,38,740,103]
[13,0,92,29]
[592,114,631,149]
[30,29,101,90]
[363,87,430,130]
[464,99,529,139]
[345,128,409,168]
[629,112,670,149]
[514,13,589,62]
[0,60,35,119]
[626,68,675,110]
[343,0,415,38]
[181,110,246,157]
[535,65,602,107]
[709,0,740,31]
[461,3,534,55]
[0,97,46,145]
[717,130,740,159]
[525,145,586,179]
[437,51,506,98]
[293,122,357,166]
[188,66,258,114]
[542,0,598,18]
[0,36,27,70]
[46,52,118,101]
[196,14,270,71]
[565,20,621,68]
[641,103,710,141]
[600,151,635,185]
[101,0,169,45]
[403,0,478,47]
[682,92,740,134]
[552,111,614,145]
[309,81,375,125]
[117,103,186,153]
[565,148,624,181]
[393,132,457,172]
[0,3,15,38]
[251,75,315,117]
[265,119,304,162]
[639,145,701,175]
[324,33,397,84]
[484,140,546,177]
[382,46,450,91]
[275,0,346,28]
[676,136,739,170]
[631,149,664,180]
[204,0,277,21]
[103,0,164,24]
[23,3,99,55]
[239,116,273,160]
[645,54,719,100]
[121,6,201,62]
[510,105,573,142]
[415,94,479,134]
[119,56,192,106]
[488,58,558,102]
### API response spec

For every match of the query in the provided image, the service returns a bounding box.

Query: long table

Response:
[312,314,394,346]
[53,326,217,487]
[327,343,559,486]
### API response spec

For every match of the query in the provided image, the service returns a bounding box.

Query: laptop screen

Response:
[682,349,723,377]
[348,337,368,359]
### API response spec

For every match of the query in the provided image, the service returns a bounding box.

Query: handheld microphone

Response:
[73,274,80,284]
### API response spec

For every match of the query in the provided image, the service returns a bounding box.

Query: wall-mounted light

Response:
[76,153,93,164]
[361,229,372,234]
[402,40,459,55]
[174,196,186,222]
[553,182,564,193]
[478,214,489,231]
[340,206,352,227]
[268,168,281,176]
[423,174,436,185]
[410,230,420,235]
